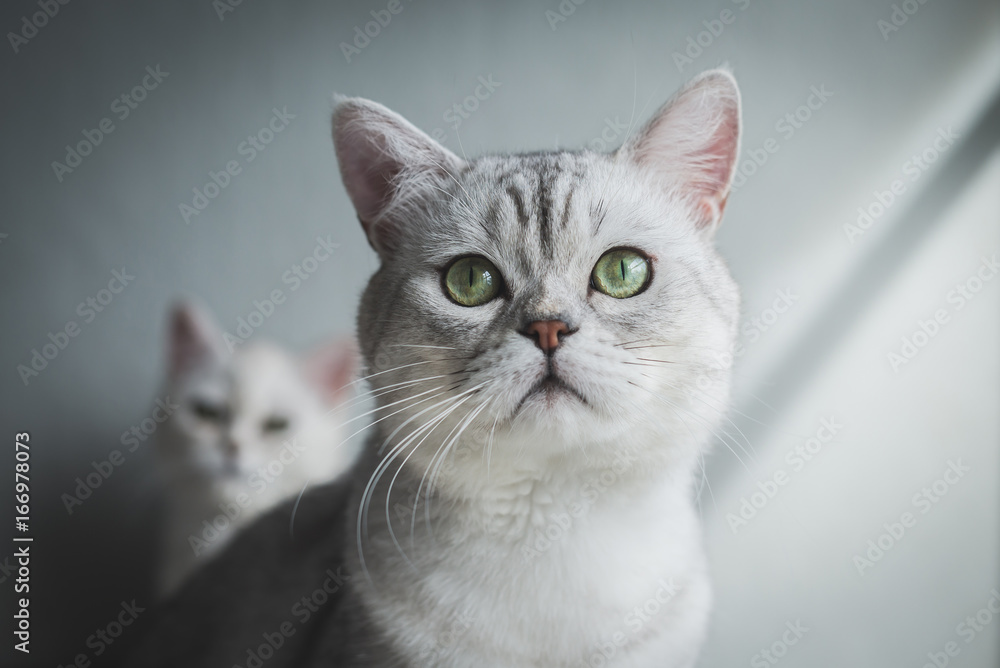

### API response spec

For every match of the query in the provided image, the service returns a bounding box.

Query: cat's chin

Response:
[185,455,258,482]
[513,374,588,414]
[507,393,631,450]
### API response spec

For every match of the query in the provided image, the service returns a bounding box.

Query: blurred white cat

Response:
[154,301,358,596]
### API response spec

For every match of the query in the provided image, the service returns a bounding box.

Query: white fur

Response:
[334,69,743,666]
[155,303,357,596]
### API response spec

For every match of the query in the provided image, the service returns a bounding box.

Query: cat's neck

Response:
[344,428,709,667]
[350,424,702,548]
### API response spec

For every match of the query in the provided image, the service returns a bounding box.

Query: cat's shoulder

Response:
[124,477,355,667]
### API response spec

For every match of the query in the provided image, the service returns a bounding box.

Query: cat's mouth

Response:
[513,371,588,414]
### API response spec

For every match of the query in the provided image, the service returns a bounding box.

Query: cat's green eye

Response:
[591,249,651,299]
[262,416,289,433]
[444,256,502,306]
[192,399,225,422]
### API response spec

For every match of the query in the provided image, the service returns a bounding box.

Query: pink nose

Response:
[522,320,570,354]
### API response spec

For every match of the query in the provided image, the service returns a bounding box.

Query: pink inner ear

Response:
[692,121,738,229]
[333,104,416,255]
[627,71,741,229]
[169,304,219,378]
[695,197,722,229]
[169,314,199,377]
[697,116,740,198]
[337,129,400,226]
[333,98,466,256]
[304,339,358,403]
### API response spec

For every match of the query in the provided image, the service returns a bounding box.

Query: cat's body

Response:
[131,450,708,667]
[155,303,357,595]
[342,446,712,667]
[130,69,742,666]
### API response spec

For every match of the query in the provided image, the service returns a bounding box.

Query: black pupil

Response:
[620,259,626,280]
[469,265,474,287]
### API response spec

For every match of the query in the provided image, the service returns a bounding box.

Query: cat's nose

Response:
[521,320,572,354]
[222,439,239,457]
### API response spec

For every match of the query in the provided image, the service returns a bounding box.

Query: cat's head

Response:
[160,301,358,479]
[333,70,741,481]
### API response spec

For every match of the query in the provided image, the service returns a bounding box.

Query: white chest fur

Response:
[353,446,711,668]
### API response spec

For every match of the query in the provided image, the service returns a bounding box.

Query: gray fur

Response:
[127,69,742,667]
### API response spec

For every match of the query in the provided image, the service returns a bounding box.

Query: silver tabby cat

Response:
[128,68,742,668]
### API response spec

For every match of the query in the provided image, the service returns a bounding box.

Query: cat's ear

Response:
[619,69,741,232]
[168,301,225,378]
[332,97,465,256]
[303,337,358,404]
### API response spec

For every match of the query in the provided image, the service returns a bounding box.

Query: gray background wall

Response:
[1,0,997,665]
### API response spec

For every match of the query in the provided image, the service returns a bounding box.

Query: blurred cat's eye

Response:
[591,248,651,299]
[191,399,225,422]
[262,416,289,433]
[444,255,502,306]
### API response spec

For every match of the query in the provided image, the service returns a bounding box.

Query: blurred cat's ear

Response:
[303,337,358,404]
[332,96,465,256]
[168,301,224,378]
[619,68,741,232]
